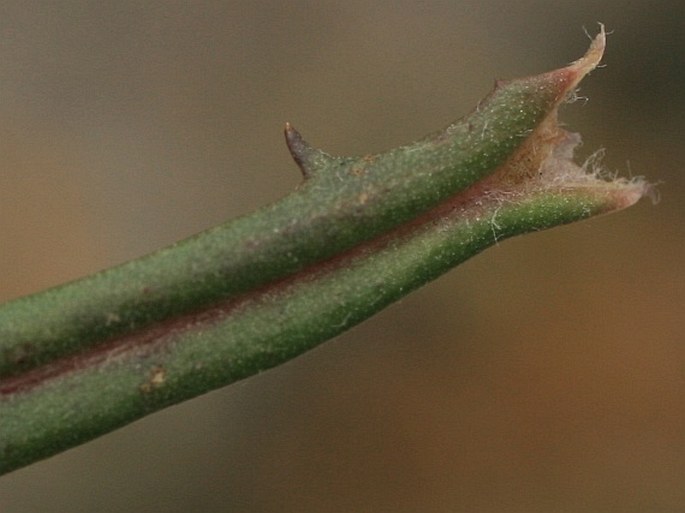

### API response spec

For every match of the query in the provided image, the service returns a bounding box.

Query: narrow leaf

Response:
[0,27,650,475]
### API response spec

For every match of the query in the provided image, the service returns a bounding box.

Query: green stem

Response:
[0,28,649,475]
[0,37,590,379]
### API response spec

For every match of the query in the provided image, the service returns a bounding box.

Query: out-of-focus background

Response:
[1,2,683,512]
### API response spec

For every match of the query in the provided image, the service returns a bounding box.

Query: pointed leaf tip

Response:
[561,23,607,92]
[284,122,334,179]
[577,23,606,69]
[512,25,607,113]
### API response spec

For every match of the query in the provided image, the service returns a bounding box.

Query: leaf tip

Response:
[531,130,653,216]
[600,177,656,213]
[573,23,606,72]
[558,23,607,94]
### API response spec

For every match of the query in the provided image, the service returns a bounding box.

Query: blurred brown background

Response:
[1,1,683,512]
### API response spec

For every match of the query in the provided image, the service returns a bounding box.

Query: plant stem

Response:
[0,27,649,475]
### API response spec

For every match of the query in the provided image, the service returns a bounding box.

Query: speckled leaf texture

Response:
[0,27,650,475]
